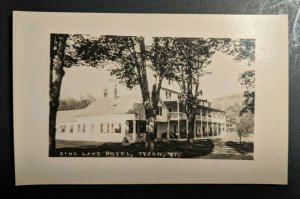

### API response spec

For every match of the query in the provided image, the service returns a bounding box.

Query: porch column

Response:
[177,100,180,139]
[200,122,203,138]
[215,123,217,136]
[207,122,209,137]
[194,121,196,139]
[186,120,188,137]
[132,120,137,142]
[214,123,218,135]
[178,119,180,139]
[167,120,170,139]
[207,109,209,119]
[200,108,202,121]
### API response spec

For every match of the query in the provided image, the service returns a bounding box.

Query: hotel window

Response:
[165,91,168,99]
[114,123,122,133]
[60,125,66,133]
[127,122,133,133]
[111,123,114,133]
[168,80,171,85]
[139,121,146,133]
[101,123,109,133]
[169,92,171,100]
[78,124,81,133]
[91,123,95,133]
[157,106,163,116]
[82,124,85,133]
[70,124,73,133]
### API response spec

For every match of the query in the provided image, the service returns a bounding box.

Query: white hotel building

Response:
[56,80,227,143]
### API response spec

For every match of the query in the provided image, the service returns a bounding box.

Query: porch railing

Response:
[169,112,187,119]
[169,112,225,123]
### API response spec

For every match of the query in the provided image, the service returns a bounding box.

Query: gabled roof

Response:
[56,109,84,123]
[78,92,144,117]
[57,92,145,123]
[56,92,173,123]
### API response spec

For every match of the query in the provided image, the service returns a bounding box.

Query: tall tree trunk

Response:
[167,119,170,139]
[144,105,156,152]
[151,77,163,138]
[49,34,69,156]
[187,114,196,138]
[186,113,196,150]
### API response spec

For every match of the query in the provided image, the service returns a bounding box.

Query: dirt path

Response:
[201,139,254,160]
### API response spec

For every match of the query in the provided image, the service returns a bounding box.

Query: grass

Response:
[56,140,105,148]
[53,139,214,158]
[225,141,254,154]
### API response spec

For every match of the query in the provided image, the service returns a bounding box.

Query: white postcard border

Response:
[13,12,288,185]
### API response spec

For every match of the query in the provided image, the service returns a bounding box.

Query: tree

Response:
[224,102,242,133]
[68,35,255,149]
[239,69,255,114]
[168,38,255,144]
[103,36,154,137]
[169,38,219,143]
[228,39,255,115]
[49,34,103,156]
[92,36,178,150]
[49,34,69,156]
[58,95,96,111]
[236,112,254,143]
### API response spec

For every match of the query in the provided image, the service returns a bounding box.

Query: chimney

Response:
[104,89,108,97]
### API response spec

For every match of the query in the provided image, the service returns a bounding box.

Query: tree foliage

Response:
[227,39,255,115]
[65,35,109,68]
[49,34,103,155]
[237,111,254,136]
[103,36,147,90]
[225,103,242,128]
[161,38,218,137]
[101,36,180,123]
[239,69,255,114]
[59,35,256,146]
[58,95,96,111]
[49,34,70,155]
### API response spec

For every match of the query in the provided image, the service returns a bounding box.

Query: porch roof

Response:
[163,100,225,113]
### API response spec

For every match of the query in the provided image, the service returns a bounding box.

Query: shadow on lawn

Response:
[53,139,214,158]
[225,141,254,154]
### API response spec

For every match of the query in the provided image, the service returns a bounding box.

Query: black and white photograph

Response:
[13,12,288,184]
[50,34,255,159]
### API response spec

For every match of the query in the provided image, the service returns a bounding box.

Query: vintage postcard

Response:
[13,12,288,184]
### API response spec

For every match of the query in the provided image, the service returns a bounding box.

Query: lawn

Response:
[225,141,254,154]
[53,139,214,158]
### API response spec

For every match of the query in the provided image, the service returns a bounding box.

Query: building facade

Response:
[56,81,227,143]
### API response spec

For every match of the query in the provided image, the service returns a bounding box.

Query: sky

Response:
[198,52,253,100]
[60,51,254,101]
